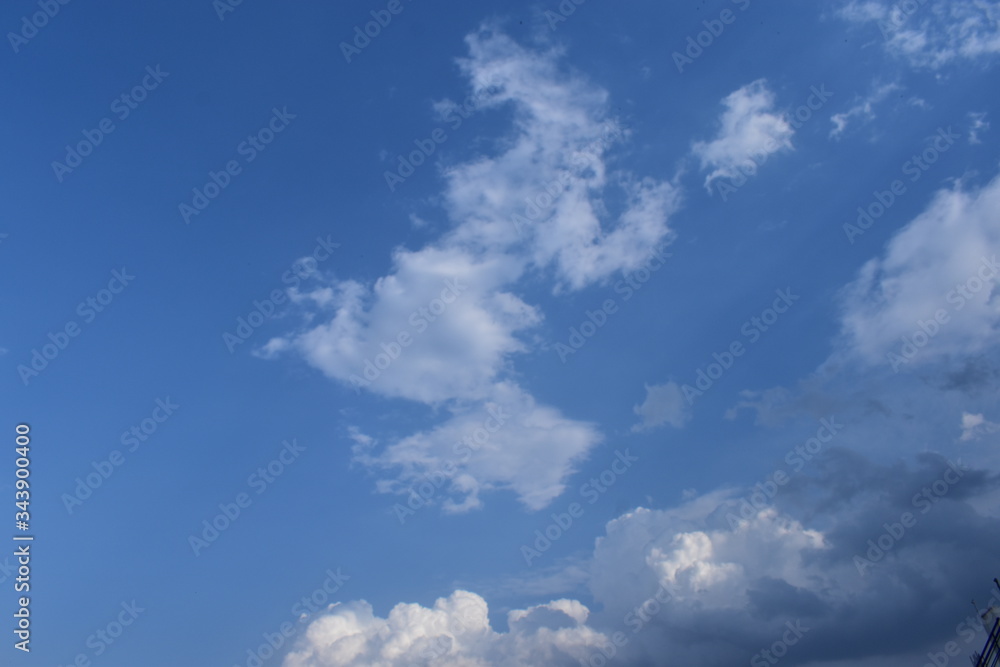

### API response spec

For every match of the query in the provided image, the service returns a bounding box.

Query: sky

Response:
[2,0,1000,665]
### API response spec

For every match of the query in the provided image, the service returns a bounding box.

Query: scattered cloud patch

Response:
[691,79,794,192]
[835,172,1000,369]
[632,381,691,431]
[968,111,990,144]
[839,0,1000,68]
[829,81,902,139]
[355,382,601,512]
[960,412,1000,441]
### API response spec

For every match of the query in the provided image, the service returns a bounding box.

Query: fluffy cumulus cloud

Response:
[443,27,680,291]
[262,25,678,511]
[691,79,794,192]
[282,591,608,667]
[270,246,533,405]
[631,381,691,432]
[835,172,1000,371]
[284,450,1000,666]
[839,0,1000,68]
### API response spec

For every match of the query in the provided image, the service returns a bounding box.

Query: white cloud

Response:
[263,25,676,511]
[960,411,1000,441]
[839,0,1000,68]
[286,453,1000,666]
[356,382,600,512]
[443,29,680,292]
[287,492,830,667]
[838,0,890,23]
[632,381,691,431]
[836,172,1000,368]
[587,502,827,620]
[829,81,902,139]
[288,499,823,666]
[969,111,990,145]
[269,247,535,405]
[282,591,608,667]
[691,80,794,192]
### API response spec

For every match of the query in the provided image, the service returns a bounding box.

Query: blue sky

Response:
[2,0,1000,665]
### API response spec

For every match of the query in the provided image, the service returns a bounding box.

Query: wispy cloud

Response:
[968,111,990,144]
[829,81,902,139]
[839,0,1000,68]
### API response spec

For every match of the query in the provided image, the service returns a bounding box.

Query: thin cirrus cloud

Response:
[261,24,679,512]
[838,0,1000,68]
[829,81,903,139]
